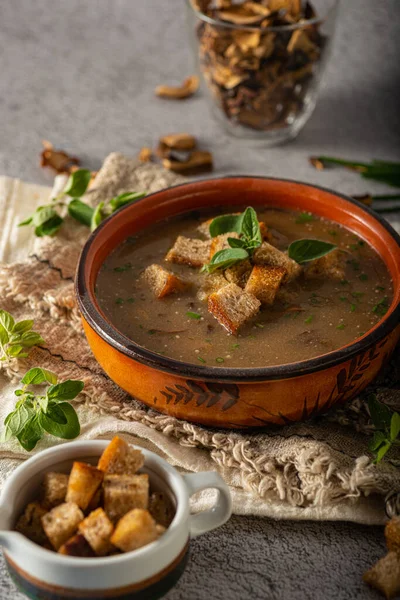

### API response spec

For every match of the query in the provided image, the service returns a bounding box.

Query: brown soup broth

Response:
[96,208,393,368]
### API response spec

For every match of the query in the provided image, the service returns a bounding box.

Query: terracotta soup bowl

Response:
[76,177,400,428]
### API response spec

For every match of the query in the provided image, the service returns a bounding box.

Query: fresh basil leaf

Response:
[14,389,24,396]
[12,320,34,335]
[5,404,35,437]
[35,214,64,237]
[203,248,249,273]
[68,199,94,227]
[228,237,246,249]
[390,412,400,442]
[288,239,337,264]
[63,169,91,198]
[47,380,84,401]
[16,332,44,348]
[91,201,105,232]
[32,206,57,227]
[374,441,391,463]
[21,367,58,386]
[110,191,146,212]
[16,415,43,451]
[44,402,67,424]
[18,216,33,227]
[0,323,8,346]
[0,310,15,332]
[209,214,244,238]
[7,344,24,357]
[368,394,392,431]
[241,207,262,246]
[1,425,13,443]
[369,431,387,452]
[40,402,80,439]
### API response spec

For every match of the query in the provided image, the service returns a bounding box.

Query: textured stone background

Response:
[0,1,399,598]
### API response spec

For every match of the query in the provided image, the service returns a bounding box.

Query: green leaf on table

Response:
[368,394,392,431]
[35,214,64,237]
[18,216,33,227]
[0,310,15,332]
[63,169,92,198]
[374,442,391,463]
[0,323,8,346]
[16,414,43,451]
[40,402,80,439]
[47,380,84,402]
[368,431,387,452]
[390,412,400,442]
[68,199,94,227]
[288,239,337,264]
[91,201,105,232]
[209,213,244,238]
[202,248,249,274]
[109,191,146,212]
[12,320,34,335]
[21,367,58,386]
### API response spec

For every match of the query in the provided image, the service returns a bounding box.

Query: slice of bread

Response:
[165,236,211,268]
[41,472,68,509]
[208,283,260,335]
[66,462,104,511]
[78,508,114,556]
[253,242,302,282]
[15,502,48,546]
[111,509,159,552]
[41,502,84,550]
[197,272,229,301]
[103,474,149,523]
[245,265,286,305]
[98,436,144,475]
[144,264,189,299]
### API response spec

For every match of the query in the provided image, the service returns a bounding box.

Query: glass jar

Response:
[186,0,340,143]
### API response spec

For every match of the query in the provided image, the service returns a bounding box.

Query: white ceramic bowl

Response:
[0,440,232,600]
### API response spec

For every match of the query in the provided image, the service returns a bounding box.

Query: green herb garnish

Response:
[110,192,146,212]
[1,368,82,451]
[187,311,201,320]
[231,343,240,349]
[209,214,243,238]
[0,310,44,361]
[310,156,400,188]
[350,304,356,312]
[216,357,224,363]
[115,298,124,305]
[202,248,249,274]
[347,258,360,271]
[295,212,314,224]
[328,230,338,237]
[287,239,337,264]
[376,286,385,292]
[127,298,135,304]
[197,356,206,364]
[304,315,313,324]
[359,273,368,281]
[336,323,345,330]
[368,394,400,463]
[372,297,389,317]
[255,323,264,329]
[114,263,132,273]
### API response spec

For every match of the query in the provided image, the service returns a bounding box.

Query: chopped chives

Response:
[187,311,201,320]
[350,304,356,312]
[339,296,347,302]
[216,357,224,363]
[304,315,313,324]
[231,343,240,349]
[295,212,314,224]
[336,323,345,330]
[115,297,124,305]
[359,273,368,281]
[197,356,206,364]
[328,230,338,237]
[255,323,264,329]
[376,285,385,291]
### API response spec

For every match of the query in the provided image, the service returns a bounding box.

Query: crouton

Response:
[15,502,48,546]
[304,249,345,281]
[197,272,228,301]
[144,264,189,299]
[156,524,166,537]
[224,260,252,288]
[103,474,149,523]
[98,436,144,476]
[41,472,68,509]
[385,517,400,555]
[110,509,158,553]
[208,283,261,335]
[58,534,95,557]
[363,552,400,599]
[41,502,84,550]
[197,218,213,239]
[78,508,114,556]
[148,492,174,528]
[209,232,240,259]
[87,488,103,513]
[66,462,104,511]
[253,242,302,282]
[165,236,211,267]
[244,265,286,305]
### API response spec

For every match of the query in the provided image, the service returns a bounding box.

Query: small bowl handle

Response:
[182,472,232,538]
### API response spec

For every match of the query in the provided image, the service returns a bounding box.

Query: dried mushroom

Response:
[143,133,213,175]
[138,147,153,162]
[191,0,325,132]
[162,150,213,174]
[155,75,199,99]
[40,140,80,174]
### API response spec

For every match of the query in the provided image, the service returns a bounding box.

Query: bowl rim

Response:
[76,175,400,383]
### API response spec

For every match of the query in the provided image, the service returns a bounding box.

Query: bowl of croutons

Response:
[0,436,232,600]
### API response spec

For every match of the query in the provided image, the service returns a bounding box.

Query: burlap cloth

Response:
[0,153,399,524]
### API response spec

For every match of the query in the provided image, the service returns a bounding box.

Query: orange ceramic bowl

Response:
[76,177,400,429]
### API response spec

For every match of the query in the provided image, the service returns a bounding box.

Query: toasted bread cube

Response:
[103,474,149,523]
[385,517,400,555]
[78,508,114,556]
[209,233,240,259]
[144,264,189,299]
[58,533,95,557]
[253,242,302,282]
[363,552,400,599]
[41,502,84,550]
[41,472,69,509]
[111,509,158,553]
[87,488,103,513]
[15,502,48,546]
[66,462,104,511]
[197,272,228,301]
[98,436,144,475]
[304,249,345,281]
[165,236,211,268]
[245,265,286,305]
[197,218,213,239]
[148,492,174,528]
[224,260,252,288]
[208,283,260,335]
[156,524,166,537]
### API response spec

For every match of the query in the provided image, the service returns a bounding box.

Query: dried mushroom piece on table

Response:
[40,140,80,174]
[192,0,325,132]
[155,75,199,99]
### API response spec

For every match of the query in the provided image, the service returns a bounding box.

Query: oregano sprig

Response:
[0,310,44,361]
[2,368,83,451]
[368,394,400,463]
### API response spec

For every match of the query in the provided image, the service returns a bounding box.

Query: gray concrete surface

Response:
[0,1,399,598]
